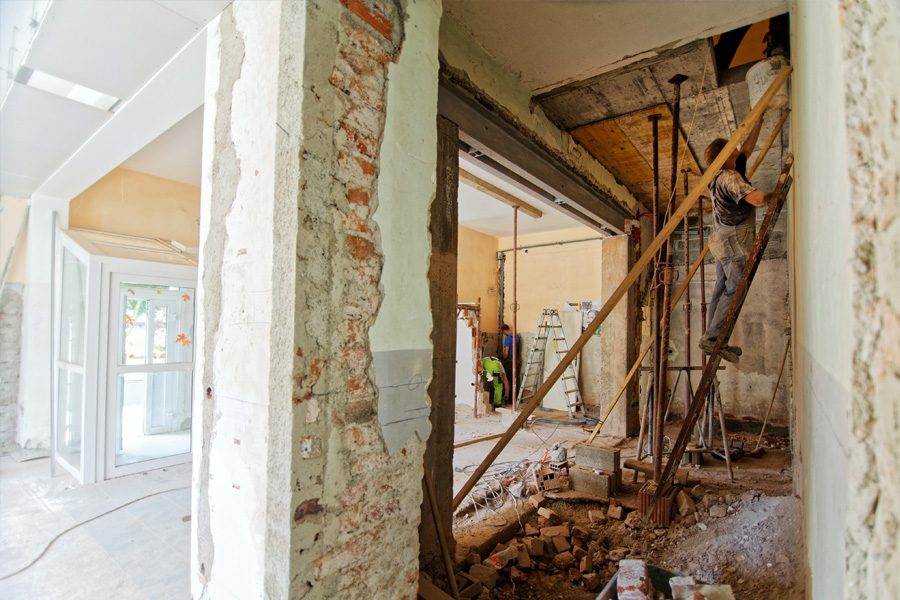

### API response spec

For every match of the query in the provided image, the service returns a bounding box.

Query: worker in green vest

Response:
[481,356,509,411]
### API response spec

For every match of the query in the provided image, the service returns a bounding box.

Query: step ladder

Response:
[517,309,584,419]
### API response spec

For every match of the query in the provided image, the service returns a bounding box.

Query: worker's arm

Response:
[502,345,509,360]
[743,189,774,207]
[501,370,510,399]
[740,116,764,159]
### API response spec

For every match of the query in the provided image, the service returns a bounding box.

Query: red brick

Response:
[330,67,384,112]
[351,451,384,476]
[347,188,370,206]
[337,150,377,185]
[340,318,364,346]
[347,374,369,400]
[340,0,393,43]
[345,235,379,263]
[337,346,368,371]
[313,530,379,579]
[293,358,325,404]
[341,209,371,234]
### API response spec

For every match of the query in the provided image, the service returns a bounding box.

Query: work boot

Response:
[698,338,740,363]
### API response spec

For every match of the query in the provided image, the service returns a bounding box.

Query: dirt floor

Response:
[442,404,805,600]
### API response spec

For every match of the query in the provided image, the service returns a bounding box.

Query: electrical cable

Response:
[0,486,191,581]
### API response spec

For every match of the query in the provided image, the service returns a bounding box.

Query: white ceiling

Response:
[0,0,230,199]
[121,106,204,186]
[458,154,584,238]
[442,0,788,94]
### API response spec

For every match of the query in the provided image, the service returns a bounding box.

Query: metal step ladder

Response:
[517,309,584,419]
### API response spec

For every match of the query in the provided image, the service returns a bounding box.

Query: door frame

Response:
[100,268,197,480]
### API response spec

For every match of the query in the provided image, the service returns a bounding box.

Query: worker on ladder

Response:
[481,356,509,412]
[700,115,776,363]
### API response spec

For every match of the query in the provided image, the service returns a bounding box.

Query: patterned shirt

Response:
[709,154,757,226]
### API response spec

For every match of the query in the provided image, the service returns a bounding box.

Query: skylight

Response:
[15,66,120,111]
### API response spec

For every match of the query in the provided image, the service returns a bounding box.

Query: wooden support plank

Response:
[453,433,504,449]
[459,169,543,219]
[748,109,790,180]
[451,67,793,511]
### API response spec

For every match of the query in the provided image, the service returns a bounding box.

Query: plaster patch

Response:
[373,349,432,455]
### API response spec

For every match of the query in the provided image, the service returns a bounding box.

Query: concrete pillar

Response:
[584,234,637,438]
[192,1,439,599]
[17,196,68,450]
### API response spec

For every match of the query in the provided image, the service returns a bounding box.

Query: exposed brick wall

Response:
[0,285,22,455]
[289,2,425,599]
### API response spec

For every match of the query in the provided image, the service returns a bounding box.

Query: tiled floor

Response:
[0,456,192,600]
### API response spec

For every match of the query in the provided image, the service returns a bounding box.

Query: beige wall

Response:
[0,196,29,284]
[498,226,603,332]
[457,225,500,333]
[69,167,200,246]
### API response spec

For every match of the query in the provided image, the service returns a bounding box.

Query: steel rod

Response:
[451,66,792,510]
[756,334,791,449]
[715,380,734,481]
[512,207,518,411]
[453,433,504,449]
[474,299,481,418]
[682,170,692,421]
[648,112,663,481]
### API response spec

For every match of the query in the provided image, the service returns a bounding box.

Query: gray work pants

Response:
[703,219,755,344]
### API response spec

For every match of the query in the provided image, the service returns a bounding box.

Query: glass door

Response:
[107,275,195,476]
[54,246,89,478]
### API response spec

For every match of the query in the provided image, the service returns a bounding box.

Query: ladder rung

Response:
[565,389,579,394]
[563,375,576,380]
[569,401,583,407]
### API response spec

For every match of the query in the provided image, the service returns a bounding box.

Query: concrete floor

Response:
[0,456,191,600]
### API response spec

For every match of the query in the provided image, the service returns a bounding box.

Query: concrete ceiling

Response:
[0,0,230,198]
[442,0,788,94]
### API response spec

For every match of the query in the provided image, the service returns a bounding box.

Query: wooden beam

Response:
[459,169,543,219]
[748,108,791,180]
[451,66,792,510]
[453,433,504,449]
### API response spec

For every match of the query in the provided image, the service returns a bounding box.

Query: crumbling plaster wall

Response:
[438,16,641,217]
[192,1,439,599]
[839,0,900,597]
[0,284,23,455]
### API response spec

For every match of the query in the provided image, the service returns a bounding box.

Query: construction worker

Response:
[700,115,775,363]
[500,323,520,396]
[481,356,509,411]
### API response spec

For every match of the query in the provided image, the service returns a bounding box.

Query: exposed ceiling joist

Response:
[459,169,542,219]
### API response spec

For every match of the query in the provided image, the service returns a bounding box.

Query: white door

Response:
[107,275,195,477]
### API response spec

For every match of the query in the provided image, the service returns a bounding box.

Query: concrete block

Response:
[677,490,697,515]
[574,443,621,472]
[585,572,604,591]
[537,507,562,524]
[552,551,576,570]
[617,559,654,600]
[524,523,539,536]
[569,465,615,497]
[579,555,593,573]
[552,536,571,553]
[516,544,532,569]
[468,564,499,589]
[608,505,625,520]
[572,546,588,559]
[540,524,570,538]
[524,537,544,557]
[528,493,546,509]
